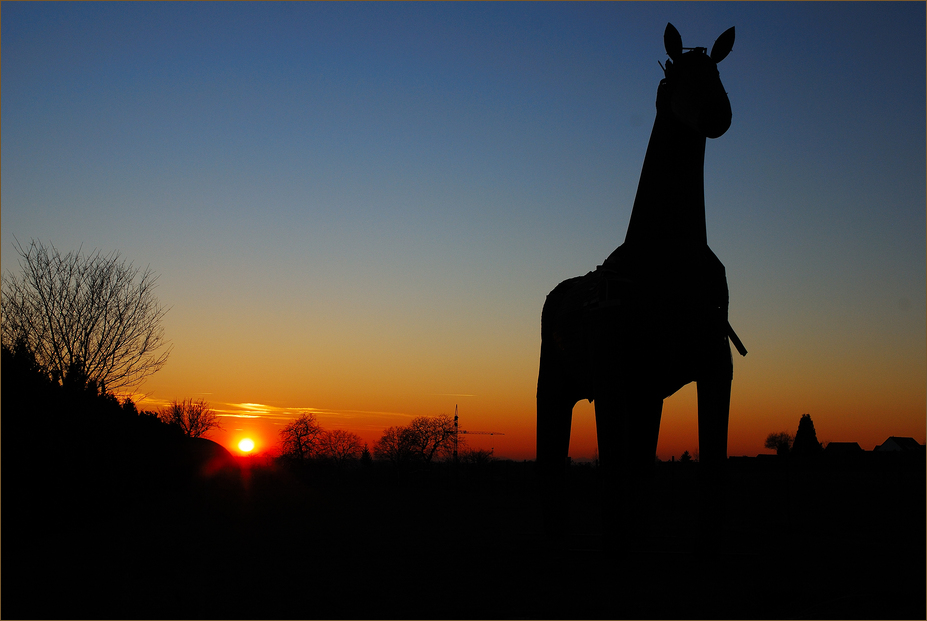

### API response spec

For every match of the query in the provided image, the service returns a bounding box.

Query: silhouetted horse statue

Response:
[536,23,746,547]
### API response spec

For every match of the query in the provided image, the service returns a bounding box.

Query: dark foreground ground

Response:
[4,452,924,620]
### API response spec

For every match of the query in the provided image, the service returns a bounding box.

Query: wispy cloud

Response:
[216,402,305,421]
[214,402,416,425]
[134,395,418,432]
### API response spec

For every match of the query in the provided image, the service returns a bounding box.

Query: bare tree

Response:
[159,398,222,438]
[373,415,459,467]
[320,429,364,464]
[373,425,417,466]
[279,413,324,460]
[407,414,457,464]
[1,239,171,391]
[764,431,794,455]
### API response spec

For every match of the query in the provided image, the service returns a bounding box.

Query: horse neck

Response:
[623,107,708,252]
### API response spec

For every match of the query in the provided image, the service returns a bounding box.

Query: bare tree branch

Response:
[373,425,417,466]
[1,239,171,390]
[279,413,325,460]
[158,398,222,438]
[320,429,364,464]
[407,414,457,464]
[373,415,458,466]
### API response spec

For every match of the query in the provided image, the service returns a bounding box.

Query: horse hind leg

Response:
[594,390,664,553]
[536,341,578,540]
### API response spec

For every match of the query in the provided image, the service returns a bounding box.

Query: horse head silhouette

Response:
[660,23,735,139]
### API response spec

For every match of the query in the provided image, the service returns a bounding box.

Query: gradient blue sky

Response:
[3,2,924,459]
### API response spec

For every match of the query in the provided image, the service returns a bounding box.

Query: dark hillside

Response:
[3,344,923,619]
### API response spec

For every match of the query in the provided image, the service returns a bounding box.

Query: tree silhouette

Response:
[320,429,364,464]
[1,238,171,391]
[360,443,373,468]
[279,413,324,460]
[791,413,822,455]
[765,431,794,455]
[159,398,222,438]
[406,414,457,465]
[373,425,417,466]
[373,415,459,467]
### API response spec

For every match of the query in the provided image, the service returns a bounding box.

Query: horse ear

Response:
[664,23,682,61]
[710,26,735,63]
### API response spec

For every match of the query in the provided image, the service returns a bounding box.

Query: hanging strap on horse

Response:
[727,322,747,356]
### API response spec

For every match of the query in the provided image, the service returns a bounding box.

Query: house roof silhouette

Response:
[824,441,864,455]
[873,436,925,452]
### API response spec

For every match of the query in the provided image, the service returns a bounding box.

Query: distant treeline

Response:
[1,338,522,495]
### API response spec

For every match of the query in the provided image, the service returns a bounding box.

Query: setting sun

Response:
[238,438,255,453]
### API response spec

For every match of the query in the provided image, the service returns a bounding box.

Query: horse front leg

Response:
[696,363,732,550]
[697,373,730,467]
[594,389,664,553]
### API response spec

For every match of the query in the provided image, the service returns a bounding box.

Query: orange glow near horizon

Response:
[134,384,925,463]
[135,383,924,463]
[135,335,925,464]
[130,276,926,464]
[207,422,278,459]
